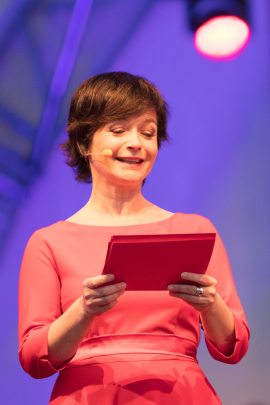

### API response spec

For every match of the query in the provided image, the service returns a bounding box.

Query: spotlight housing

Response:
[188,0,248,31]
[188,0,250,59]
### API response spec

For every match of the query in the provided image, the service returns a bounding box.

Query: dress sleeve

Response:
[202,218,250,364]
[18,231,71,379]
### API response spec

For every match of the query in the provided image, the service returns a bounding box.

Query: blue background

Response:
[0,1,269,404]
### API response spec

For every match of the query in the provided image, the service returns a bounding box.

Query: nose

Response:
[126,129,142,151]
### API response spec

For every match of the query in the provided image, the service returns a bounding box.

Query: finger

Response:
[93,282,126,298]
[83,274,114,289]
[94,289,125,306]
[168,284,198,295]
[181,272,217,286]
[93,300,118,314]
[169,291,204,303]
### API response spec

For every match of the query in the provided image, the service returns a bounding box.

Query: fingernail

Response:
[122,283,127,288]
[181,273,187,278]
[108,274,114,280]
[168,285,174,290]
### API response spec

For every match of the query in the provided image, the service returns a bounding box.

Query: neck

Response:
[85,181,152,219]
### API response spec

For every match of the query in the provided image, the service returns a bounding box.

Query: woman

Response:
[18,72,249,404]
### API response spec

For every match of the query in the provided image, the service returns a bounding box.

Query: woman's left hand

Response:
[168,272,218,312]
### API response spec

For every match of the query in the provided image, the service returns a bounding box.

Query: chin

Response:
[115,176,143,187]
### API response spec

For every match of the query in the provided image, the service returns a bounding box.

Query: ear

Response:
[77,142,89,156]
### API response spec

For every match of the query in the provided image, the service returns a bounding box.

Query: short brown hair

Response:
[59,71,170,183]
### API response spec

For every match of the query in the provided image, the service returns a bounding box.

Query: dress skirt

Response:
[49,357,222,405]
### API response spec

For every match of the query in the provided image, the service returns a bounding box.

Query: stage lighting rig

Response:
[188,0,250,59]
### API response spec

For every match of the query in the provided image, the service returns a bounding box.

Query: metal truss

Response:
[0,0,156,256]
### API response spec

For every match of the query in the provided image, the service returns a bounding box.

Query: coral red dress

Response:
[18,213,250,404]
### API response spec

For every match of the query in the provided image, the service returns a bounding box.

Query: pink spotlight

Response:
[195,16,250,59]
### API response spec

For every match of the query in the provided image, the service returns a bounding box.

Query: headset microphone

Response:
[85,149,113,157]
[77,143,113,158]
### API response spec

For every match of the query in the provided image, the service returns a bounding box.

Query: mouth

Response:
[115,157,144,165]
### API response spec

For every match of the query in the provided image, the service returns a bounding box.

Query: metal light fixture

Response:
[188,0,250,59]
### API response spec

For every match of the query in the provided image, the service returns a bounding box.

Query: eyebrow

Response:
[109,118,157,126]
[144,118,157,125]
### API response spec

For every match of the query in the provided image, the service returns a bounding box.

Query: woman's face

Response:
[88,109,158,189]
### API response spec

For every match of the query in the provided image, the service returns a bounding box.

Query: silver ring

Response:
[194,286,203,296]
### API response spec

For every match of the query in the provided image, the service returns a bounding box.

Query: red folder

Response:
[101,233,216,290]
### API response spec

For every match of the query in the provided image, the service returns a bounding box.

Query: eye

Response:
[111,128,125,134]
[143,132,155,138]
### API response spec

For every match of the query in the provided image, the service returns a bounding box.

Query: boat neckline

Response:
[60,213,178,228]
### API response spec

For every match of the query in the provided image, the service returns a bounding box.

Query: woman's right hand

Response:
[82,274,126,317]
[47,274,125,369]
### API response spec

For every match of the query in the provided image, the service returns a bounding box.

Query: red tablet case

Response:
[101,233,216,291]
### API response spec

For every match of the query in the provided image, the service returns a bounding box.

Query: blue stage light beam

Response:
[31,0,94,171]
